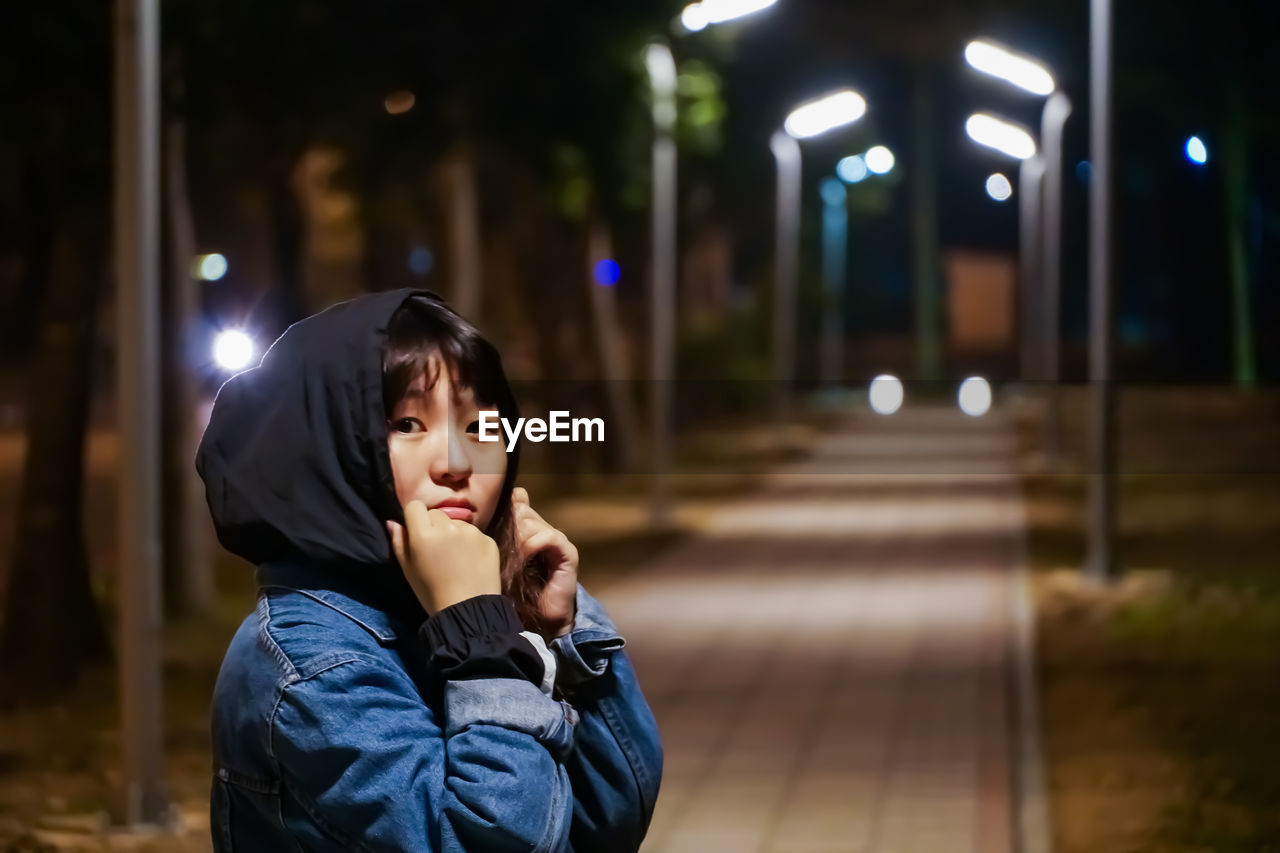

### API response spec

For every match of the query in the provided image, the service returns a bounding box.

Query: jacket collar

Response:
[256,560,425,643]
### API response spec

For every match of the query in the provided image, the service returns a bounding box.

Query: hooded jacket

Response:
[197,289,662,852]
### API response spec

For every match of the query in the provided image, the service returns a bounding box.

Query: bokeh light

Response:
[213,330,256,372]
[957,376,992,417]
[593,259,621,286]
[985,173,1013,201]
[836,154,868,184]
[408,247,434,276]
[1185,135,1208,165]
[864,145,895,175]
[192,253,227,282]
[868,374,904,415]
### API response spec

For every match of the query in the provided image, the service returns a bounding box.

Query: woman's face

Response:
[387,354,508,531]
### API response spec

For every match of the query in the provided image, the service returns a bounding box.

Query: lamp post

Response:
[821,146,896,389]
[1017,154,1045,381]
[964,40,1073,451]
[114,0,169,827]
[818,177,847,388]
[1087,0,1116,582]
[773,89,866,425]
[964,112,1041,384]
[967,41,1070,381]
[644,43,677,528]
[646,0,779,528]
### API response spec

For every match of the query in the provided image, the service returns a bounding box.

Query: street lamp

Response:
[1088,0,1116,581]
[646,3,774,528]
[965,113,1037,159]
[822,144,896,387]
[772,88,866,424]
[644,42,677,528]
[680,0,777,31]
[965,38,1072,426]
[964,41,1055,96]
[114,0,168,827]
[965,112,1043,383]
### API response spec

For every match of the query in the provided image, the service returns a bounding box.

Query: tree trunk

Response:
[263,157,306,340]
[1223,92,1255,389]
[439,145,482,321]
[585,214,639,472]
[911,66,942,382]
[0,200,111,705]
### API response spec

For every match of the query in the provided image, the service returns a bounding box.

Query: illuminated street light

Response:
[964,37,1073,464]
[773,87,867,425]
[783,90,867,139]
[964,40,1055,96]
[651,3,771,529]
[212,330,256,372]
[966,113,1037,160]
[680,0,777,32]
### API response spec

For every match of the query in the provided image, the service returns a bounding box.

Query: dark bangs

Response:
[380,294,519,426]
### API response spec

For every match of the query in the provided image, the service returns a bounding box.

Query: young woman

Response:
[197,288,662,852]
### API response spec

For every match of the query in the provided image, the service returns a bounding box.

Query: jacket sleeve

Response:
[271,595,577,853]
[551,585,664,852]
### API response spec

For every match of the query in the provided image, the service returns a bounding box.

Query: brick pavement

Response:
[595,407,1030,853]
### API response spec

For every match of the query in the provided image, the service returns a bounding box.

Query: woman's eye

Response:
[465,420,480,434]
[392,417,425,434]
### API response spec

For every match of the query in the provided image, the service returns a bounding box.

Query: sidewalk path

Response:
[593,406,1032,853]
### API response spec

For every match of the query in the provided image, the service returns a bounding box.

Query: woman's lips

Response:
[435,505,475,521]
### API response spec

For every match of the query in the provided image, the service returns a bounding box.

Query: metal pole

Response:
[646,42,677,528]
[1087,0,1115,582]
[770,129,802,427]
[819,177,847,388]
[1040,93,1072,465]
[114,0,169,826]
[1017,155,1045,383]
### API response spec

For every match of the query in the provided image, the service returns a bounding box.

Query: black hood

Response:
[196,288,436,574]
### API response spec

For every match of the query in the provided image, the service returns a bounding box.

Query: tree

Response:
[0,2,113,703]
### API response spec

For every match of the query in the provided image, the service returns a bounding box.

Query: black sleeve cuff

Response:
[418,594,544,685]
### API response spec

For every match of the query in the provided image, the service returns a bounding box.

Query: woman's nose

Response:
[428,423,473,483]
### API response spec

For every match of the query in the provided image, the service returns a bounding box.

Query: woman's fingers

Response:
[518,528,559,560]
[392,499,501,612]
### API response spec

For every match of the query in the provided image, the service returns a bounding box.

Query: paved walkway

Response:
[596,406,1032,853]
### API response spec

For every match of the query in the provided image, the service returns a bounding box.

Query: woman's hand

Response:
[512,487,578,639]
[386,500,501,614]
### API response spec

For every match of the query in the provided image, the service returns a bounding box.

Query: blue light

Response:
[836,154,868,184]
[593,259,621,286]
[1075,160,1091,184]
[1185,135,1208,165]
[820,177,846,206]
[408,247,434,276]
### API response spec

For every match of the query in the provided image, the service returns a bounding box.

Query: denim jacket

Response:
[210,561,663,852]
